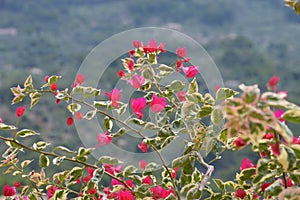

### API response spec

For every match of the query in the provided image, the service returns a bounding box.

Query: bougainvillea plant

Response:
[1,38,300,200]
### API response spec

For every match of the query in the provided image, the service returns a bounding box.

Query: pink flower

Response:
[72,74,85,87]
[88,188,97,195]
[176,91,186,102]
[103,164,123,175]
[132,40,142,48]
[0,117,2,123]
[270,143,280,156]
[75,112,83,120]
[105,88,121,108]
[129,50,135,57]
[274,109,285,122]
[129,74,145,88]
[16,105,26,117]
[143,38,165,53]
[150,93,166,113]
[117,190,134,200]
[126,179,134,188]
[176,60,183,69]
[215,84,220,92]
[240,157,256,171]
[261,182,271,192]
[182,66,199,78]
[47,186,57,199]
[3,185,16,197]
[150,186,175,200]
[50,82,58,91]
[118,70,125,77]
[235,137,247,148]
[277,90,288,99]
[84,175,91,183]
[268,75,280,91]
[142,176,152,185]
[44,75,49,82]
[263,133,274,140]
[138,140,149,153]
[14,182,21,188]
[131,97,147,119]
[176,47,186,58]
[139,160,147,170]
[66,117,74,126]
[128,59,134,70]
[235,189,246,199]
[97,132,112,146]
[292,137,300,145]
[86,167,95,177]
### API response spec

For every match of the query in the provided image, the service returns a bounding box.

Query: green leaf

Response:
[129,118,145,126]
[159,64,174,76]
[261,92,298,109]
[77,86,101,98]
[211,107,224,126]
[11,94,25,105]
[69,167,83,182]
[216,88,238,101]
[84,109,97,120]
[0,123,17,130]
[187,78,198,94]
[277,122,293,144]
[144,122,160,130]
[204,93,215,105]
[213,179,225,191]
[265,179,283,197]
[94,100,110,107]
[98,156,120,165]
[16,129,39,138]
[283,109,300,124]
[91,166,105,183]
[123,165,138,177]
[104,116,113,132]
[113,128,127,138]
[39,154,50,168]
[239,84,260,104]
[167,80,186,93]
[238,168,256,181]
[186,93,203,103]
[29,92,42,108]
[277,146,296,171]
[187,185,202,200]
[67,103,81,113]
[142,68,154,80]
[198,105,213,118]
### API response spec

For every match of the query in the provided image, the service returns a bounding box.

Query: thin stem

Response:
[0,136,132,191]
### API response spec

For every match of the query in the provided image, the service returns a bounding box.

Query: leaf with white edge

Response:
[142,68,154,80]
[143,162,160,175]
[116,103,127,116]
[41,75,61,88]
[98,156,121,165]
[262,92,298,109]
[204,93,215,105]
[187,78,198,94]
[0,123,16,130]
[129,118,145,126]
[84,109,97,120]
[52,189,68,200]
[211,107,224,126]
[283,109,300,124]
[12,94,25,105]
[69,167,83,182]
[2,147,18,159]
[216,88,238,102]
[123,165,138,177]
[16,129,39,138]
[82,86,101,98]
[94,100,110,107]
[265,179,283,197]
[32,141,50,151]
[159,64,174,76]
[144,122,160,130]
[113,128,127,138]
[29,92,42,108]
[186,93,203,103]
[167,80,186,93]
[4,166,15,174]
[187,185,202,200]
[104,116,113,132]
[52,156,66,166]
[213,179,225,191]
[277,146,296,171]
[52,146,76,154]
[92,166,105,183]
[277,122,293,144]
[24,75,33,89]
[21,160,33,169]
[39,154,50,168]
[67,103,81,113]
[198,105,213,118]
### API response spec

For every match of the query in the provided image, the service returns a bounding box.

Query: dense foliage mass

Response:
[1,39,300,199]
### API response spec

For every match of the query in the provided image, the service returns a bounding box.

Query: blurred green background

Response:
[0,0,299,187]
